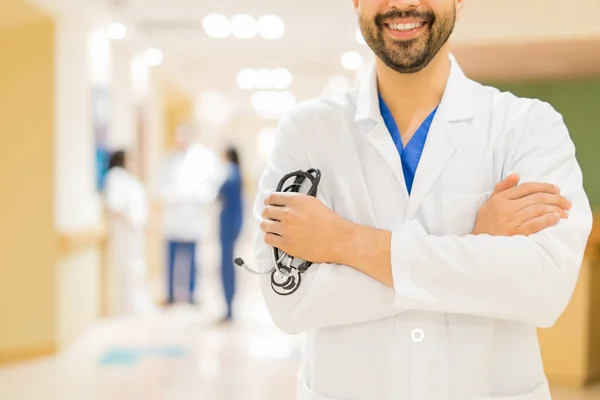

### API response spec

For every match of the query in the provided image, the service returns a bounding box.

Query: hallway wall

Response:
[0,16,57,361]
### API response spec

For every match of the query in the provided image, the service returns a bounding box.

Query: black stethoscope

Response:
[234,168,321,296]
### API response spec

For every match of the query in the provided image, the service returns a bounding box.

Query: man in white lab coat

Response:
[160,124,220,305]
[254,1,593,399]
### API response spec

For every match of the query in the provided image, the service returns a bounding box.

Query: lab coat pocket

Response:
[297,377,353,400]
[475,380,551,400]
[442,192,491,236]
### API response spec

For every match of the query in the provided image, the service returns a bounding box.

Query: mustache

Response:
[375,9,435,27]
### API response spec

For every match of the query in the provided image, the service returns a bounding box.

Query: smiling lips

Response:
[384,20,427,39]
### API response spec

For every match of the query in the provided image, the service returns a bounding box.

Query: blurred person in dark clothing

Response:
[218,146,244,322]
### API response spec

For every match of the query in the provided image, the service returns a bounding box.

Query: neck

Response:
[376,47,451,118]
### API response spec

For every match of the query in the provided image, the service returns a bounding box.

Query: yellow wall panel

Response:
[0,15,57,357]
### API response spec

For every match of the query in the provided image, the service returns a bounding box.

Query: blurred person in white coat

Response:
[104,150,156,316]
[159,123,220,305]
[253,0,593,399]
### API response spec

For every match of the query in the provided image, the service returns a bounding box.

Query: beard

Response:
[359,7,455,74]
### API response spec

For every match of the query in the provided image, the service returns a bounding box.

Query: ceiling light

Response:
[202,13,231,38]
[355,29,366,45]
[236,68,257,90]
[236,68,294,90]
[231,14,258,39]
[251,90,296,118]
[256,68,273,89]
[341,51,363,71]
[257,15,285,39]
[271,68,293,89]
[106,23,127,40]
[144,48,163,67]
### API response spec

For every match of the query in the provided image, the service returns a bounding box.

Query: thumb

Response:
[492,173,520,195]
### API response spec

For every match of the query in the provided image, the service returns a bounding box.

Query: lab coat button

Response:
[411,328,425,342]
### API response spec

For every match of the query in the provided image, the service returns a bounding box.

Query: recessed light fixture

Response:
[203,14,284,40]
[257,15,285,39]
[236,68,293,90]
[202,13,231,38]
[231,14,258,39]
[144,48,163,67]
[236,68,257,90]
[251,90,297,119]
[271,68,293,89]
[106,23,127,40]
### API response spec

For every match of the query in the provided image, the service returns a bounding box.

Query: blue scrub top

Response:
[378,94,438,194]
[219,163,243,228]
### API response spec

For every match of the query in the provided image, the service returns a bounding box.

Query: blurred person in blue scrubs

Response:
[159,124,220,305]
[104,150,156,316]
[218,146,244,322]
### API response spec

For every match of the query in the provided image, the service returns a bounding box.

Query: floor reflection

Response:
[2,227,600,399]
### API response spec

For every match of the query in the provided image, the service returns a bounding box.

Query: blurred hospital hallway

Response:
[2,221,600,400]
[0,229,305,400]
[3,0,600,399]
[3,228,600,400]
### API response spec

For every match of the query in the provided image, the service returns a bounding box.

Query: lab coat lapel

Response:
[354,55,475,216]
[405,117,456,220]
[405,56,476,221]
[365,122,409,194]
[355,63,410,195]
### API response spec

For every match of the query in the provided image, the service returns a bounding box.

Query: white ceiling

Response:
[26,0,600,121]
[117,0,365,100]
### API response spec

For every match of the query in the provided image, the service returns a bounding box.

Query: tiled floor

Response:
[2,303,600,400]
[2,230,600,399]
[0,296,303,400]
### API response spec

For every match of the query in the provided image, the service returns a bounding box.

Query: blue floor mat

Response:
[98,346,190,366]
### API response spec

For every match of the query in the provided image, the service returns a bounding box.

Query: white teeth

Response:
[389,22,423,31]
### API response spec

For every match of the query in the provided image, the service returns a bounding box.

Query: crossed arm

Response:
[254,109,593,334]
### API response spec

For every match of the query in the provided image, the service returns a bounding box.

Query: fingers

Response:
[261,205,285,221]
[515,204,568,225]
[492,173,520,195]
[260,219,284,236]
[516,192,572,212]
[264,192,295,206]
[503,182,560,200]
[264,232,283,248]
[516,212,561,236]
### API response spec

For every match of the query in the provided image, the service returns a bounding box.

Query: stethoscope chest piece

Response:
[235,168,321,296]
[271,266,301,296]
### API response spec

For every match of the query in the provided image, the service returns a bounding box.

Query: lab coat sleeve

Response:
[254,114,401,335]
[391,101,593,328]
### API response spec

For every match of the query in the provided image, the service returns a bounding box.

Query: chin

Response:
[383,57,432,74]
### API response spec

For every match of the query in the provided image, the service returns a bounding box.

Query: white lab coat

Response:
[159,144,222,241]
[104,167,155,316]
[253,55,593,400]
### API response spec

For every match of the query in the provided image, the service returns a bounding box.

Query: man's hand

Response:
[472,173,572,236]
[260,192,350,263]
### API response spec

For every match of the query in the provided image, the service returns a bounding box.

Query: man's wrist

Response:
[331,219,363,266]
